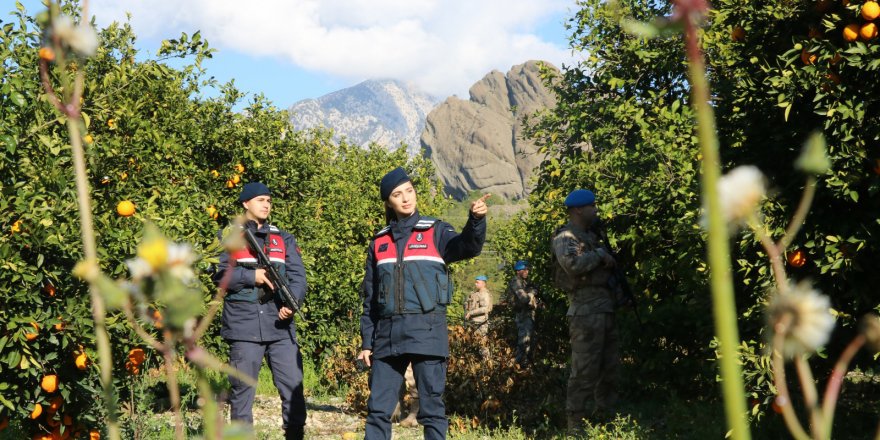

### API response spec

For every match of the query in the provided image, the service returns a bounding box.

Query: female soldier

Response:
[357,167,489,440]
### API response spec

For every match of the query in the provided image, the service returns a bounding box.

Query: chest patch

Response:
[378,243,389,252]
[408,244,428,249]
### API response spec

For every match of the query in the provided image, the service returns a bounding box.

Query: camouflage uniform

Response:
[466,287,493,336]
[506,276,538,367]
[552,222,622,429]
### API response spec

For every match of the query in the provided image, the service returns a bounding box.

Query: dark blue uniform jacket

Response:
[214,221,307,343]
[360,211,486,358]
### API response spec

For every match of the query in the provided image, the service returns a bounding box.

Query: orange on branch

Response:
[231,174,241,184]
[116,200,135,217]
[47,396,63,413]
[788,249,807,267]
[128,348,145,366]
[210,169,219,178]
[860,22,878,40]
[234,163,245,173]
[31,403,43,419]
[89,429,100,440]
[10,219,22,234]
[801,48,817,65]
[41,374,58,393]
[75,353,88,371]
[25,322,40,341]
[844,23,861,41]
[226,179,236,188]
[862,1,880,20]
[43,283,56,297]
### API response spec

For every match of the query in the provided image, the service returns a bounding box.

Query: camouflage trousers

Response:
[514,312,534,367]
[567,313,619,428]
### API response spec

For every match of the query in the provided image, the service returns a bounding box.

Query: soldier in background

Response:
[465,275,493,336]
[551,189,622,431]
[506,260,538,368]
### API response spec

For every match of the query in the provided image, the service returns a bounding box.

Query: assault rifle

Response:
[594,221,643,329]
[242,225,306,322]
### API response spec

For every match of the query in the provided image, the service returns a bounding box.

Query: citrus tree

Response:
[510,0,880,423]
[0,2,443,436]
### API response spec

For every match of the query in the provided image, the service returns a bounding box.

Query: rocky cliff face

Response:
[288,79,439,155]
[421,60,557,200]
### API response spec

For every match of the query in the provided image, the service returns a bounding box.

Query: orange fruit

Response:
[152,309,164,329]
[234,163,245,173]
[31,403,43,419]
[206,205,219,220]
[39,47,55,61]
[844,23,860,41]
[124,361,140,375]
[32,432,51,440]
[226,179,236,188]
[788,249,807,267]
[801,49,817,65]
[89,429,100,440]
[128,348,145,366]
[48,396,63,413]
[863,1,880,19]
[43,283,56,297]
[83,134,94,144]
[10,219,22,234]
[63,414,73,425]
[231,174,241,184]
[107,119,116,129]
[116,200,135,217]
[210,169,219,178]
[75,352,88,370]
[41,374,59,393]
[54,319,64,332]
[25,322,40,341]
[119,171,128,181]
[826,72,841,84]
[860,22,878,40]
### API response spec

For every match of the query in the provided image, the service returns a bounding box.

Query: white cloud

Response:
[89,0,575,98]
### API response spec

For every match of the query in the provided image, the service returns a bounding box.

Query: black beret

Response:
[379,167,411,200]
[238,182,271,202]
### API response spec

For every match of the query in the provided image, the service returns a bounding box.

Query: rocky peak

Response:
[421,60,558,200]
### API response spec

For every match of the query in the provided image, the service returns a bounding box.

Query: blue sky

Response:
[17,0,578,107]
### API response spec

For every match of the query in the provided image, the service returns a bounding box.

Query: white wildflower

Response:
[768,282,836,358]
[53,15,99,57]
[126,257,154,280]
[702,165,766,230]
[167,243,197,282]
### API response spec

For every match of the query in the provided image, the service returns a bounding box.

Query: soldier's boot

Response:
[284,425,304,440]
[399,398,419,428]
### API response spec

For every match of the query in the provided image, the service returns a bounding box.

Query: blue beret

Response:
[475,275,488,281]
[238,182,271,202]
[514,260,528,271]
[380,167,412,200]
[564,189,596,208]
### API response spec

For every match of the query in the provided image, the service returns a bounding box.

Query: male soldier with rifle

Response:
[213,182,307,440]
[551,189,626,432]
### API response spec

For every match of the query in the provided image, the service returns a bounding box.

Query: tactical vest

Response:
[373,219,451,318]
[227,225,286,302]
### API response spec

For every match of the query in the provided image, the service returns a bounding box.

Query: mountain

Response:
[288,79,440,155]
[420,60,558,200]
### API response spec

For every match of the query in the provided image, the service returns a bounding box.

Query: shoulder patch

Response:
[375,226,391,237]
[268,225,281,233]
[414,218,437,230]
